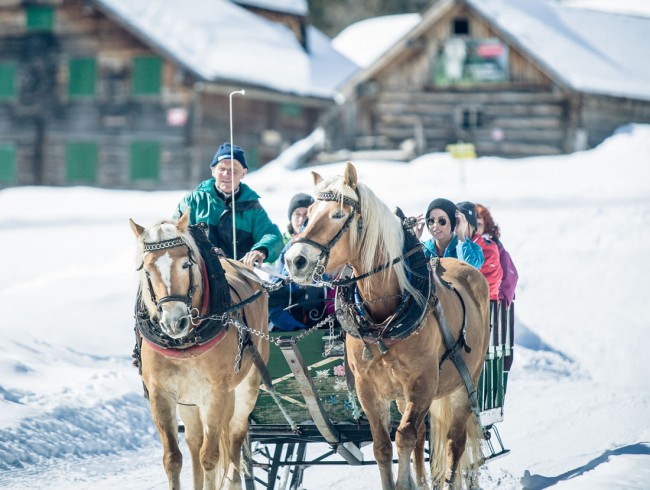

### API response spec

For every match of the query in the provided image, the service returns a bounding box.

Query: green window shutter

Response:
[69,58,96,97]
[280,102,302,118]
[0,63,16,99]
[66,142,97,182]
[0,144,16,183]
[130,141,160,180]
[245,147,259,170]
[26,6,54,31]
[132,56,162,95]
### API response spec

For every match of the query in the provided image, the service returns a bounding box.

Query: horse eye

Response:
[332,211,344,219]
[182,262,191,269]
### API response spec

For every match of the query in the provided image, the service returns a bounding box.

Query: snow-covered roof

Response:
[336,0,650,101]
[468,0,650,101]
[233,0,308,17]
[93,0,357,98]
[332,14,421,69]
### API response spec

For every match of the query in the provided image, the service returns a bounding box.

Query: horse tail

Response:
[428,396,451,487]
[215,421,233,488]
[428,392,483,488]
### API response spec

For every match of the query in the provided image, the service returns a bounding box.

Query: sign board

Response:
[446,143,476,159]
[435,38,509,86]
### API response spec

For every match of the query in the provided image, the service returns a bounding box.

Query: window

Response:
[452,18,469,36]
[68,58,96,97]
[26,6,54,31]
[132,56,162,95]
[66,142,97,182]
[0,63,16,99]
[0,144,16,183]
[130,141,160,180]
[460,108,484,130]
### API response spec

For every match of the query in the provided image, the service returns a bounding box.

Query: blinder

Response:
[139,237,199,312]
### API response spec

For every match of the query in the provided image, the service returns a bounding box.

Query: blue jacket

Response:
[422,235,484,269]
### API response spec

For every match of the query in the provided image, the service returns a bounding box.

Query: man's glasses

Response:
[426,217,447,227]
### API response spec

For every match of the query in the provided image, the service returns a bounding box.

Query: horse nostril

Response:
[294,255,307,271]
[178,317,189,332]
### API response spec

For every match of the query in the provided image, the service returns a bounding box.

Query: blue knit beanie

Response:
[210,142,247,169]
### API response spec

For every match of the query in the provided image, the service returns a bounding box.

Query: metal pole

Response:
[229,89,245,259]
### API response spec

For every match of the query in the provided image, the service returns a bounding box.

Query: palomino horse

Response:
[130,210,269,490]
[284,163,490,489]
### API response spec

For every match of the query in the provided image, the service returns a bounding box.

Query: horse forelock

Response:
[317,174,420,303]
[135,220,202,318]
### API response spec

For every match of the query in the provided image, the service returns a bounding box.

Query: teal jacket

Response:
[422,235,484,269]
[175,180,283,263]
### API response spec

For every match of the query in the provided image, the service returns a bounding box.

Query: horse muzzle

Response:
[284,242,321,285]
[159,305,192,339]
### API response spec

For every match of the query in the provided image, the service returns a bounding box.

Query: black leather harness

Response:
[134,224,232,351]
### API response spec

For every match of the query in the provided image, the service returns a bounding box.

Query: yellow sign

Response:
[446,143,476,159]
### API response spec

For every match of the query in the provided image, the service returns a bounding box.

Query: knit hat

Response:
[210,142,247,169]
[288,193,314,219]
[425,198,457,230]
[456,201,478,229]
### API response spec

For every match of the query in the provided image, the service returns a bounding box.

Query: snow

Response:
[332,13,421,68]
[1,123,649,488]
[559,0,650,17]
[233,0,308,17]
[93,0,358,97]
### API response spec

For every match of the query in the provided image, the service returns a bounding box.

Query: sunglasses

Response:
[426,217,448,227]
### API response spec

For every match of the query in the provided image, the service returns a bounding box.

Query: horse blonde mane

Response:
[316,174,424,305]
[134,219,202,320]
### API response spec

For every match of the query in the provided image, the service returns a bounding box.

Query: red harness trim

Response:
[142,329,228,359]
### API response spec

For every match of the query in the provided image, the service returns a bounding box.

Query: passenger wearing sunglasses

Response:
[414,198,484,269]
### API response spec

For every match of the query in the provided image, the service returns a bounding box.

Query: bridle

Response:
[138,237,199,312]
[290,190,421,288]
[292,190,363,284]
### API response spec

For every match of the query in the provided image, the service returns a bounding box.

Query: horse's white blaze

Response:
[155,252,173,295]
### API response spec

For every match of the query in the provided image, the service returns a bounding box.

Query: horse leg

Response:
[414,419,428,489]
[179,404,205,490]
[358,384,395,489]
[224,367,262,489]
[443,391,478,490]
[201,392,234,489]
[395,391,434,489]
[149,391,183,490]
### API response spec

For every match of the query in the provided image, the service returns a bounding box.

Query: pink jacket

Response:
[473,235,503,300]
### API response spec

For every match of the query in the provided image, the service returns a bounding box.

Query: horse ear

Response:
[344,161,357,189]
[312,171,323,185]
[129,218,145,238]
[177,208,190,232]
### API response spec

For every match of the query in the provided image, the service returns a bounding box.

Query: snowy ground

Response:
[1,124,649,489]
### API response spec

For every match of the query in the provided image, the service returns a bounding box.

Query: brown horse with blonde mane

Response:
[284,162,490,489]
[130,210,269,490]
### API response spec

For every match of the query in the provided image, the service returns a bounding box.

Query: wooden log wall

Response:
[370,89,568,157]
[580,94,650,147]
